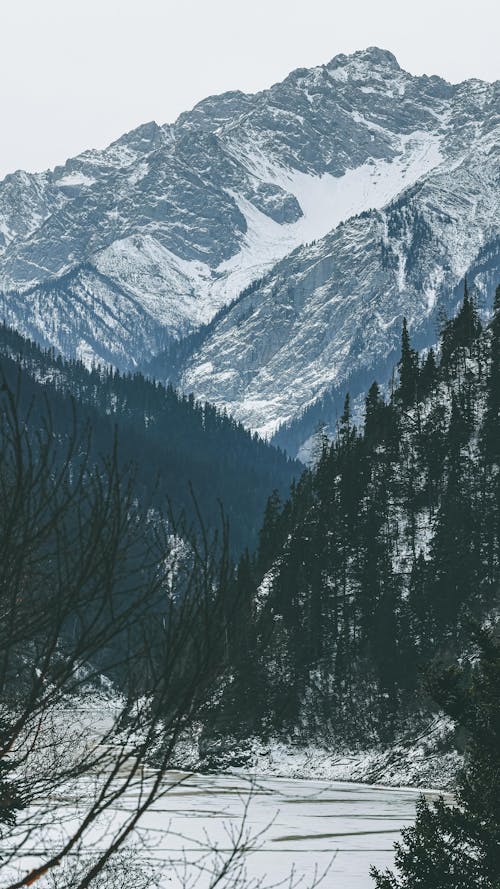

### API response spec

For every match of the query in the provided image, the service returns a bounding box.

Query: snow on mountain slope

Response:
[212,130,443,302]
[0,47,498,384]
[179,118,500,439]
[0,264,166,367]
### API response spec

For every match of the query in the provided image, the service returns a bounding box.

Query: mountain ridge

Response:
[0,47,498,445]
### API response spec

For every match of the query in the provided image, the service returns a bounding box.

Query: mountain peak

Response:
[327,46,401,73]
[111,120,166,150]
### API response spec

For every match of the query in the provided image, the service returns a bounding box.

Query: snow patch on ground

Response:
[56,172,96,188]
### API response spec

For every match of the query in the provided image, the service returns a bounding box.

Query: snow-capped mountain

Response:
[0,48,498,439]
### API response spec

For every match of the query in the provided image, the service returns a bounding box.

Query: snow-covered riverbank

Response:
[195,717,461,792]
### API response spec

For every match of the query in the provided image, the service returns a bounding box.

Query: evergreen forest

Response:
[0,323,299,555]
[218,283,500,748]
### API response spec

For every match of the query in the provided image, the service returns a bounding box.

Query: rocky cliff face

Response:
[1,48,498,441]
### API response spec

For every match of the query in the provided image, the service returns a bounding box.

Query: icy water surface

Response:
[130,772,438,888]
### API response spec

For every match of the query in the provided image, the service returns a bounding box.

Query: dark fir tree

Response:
[481,284,500,464]
[418,347,437,400]
[396,318,419,408]
[371,629,500,889]
[257,490,284,574]
[0,718,21,848]
[364,382,386,449]
[441,277,482,370]
[429,394,479,634]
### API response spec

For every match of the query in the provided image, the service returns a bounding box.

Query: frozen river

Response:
[129,772,438,888]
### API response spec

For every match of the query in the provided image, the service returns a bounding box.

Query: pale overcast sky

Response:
[1,0,498,179]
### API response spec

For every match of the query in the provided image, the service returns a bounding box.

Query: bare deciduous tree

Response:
[0,378,237,888]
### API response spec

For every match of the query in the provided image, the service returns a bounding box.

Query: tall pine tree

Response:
[397,318,419,408]
[371,629,500,889]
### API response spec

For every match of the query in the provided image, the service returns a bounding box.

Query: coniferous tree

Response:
[311,421,330,466]
[397,318,419,408]
[257,490,284,574]
[364,382,386,448]
[221,550,269,736]
[441,278,482,370]
[407,552,434,658]
[0,718,21,848]
[429,395,478,634]
[371,629,500,889]
[481,284,500,464]
[338,393,356,448]
[419,347,437,400]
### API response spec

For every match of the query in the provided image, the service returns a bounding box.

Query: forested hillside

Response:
[0,324,299,554]
[218,283,500,743]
